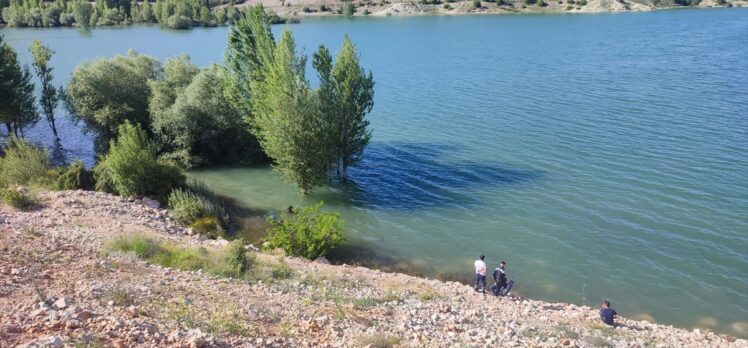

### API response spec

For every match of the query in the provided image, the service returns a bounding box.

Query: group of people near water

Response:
[473,254,619,326]
[473,255,510,297]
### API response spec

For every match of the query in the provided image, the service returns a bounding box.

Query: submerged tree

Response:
[0,35,39,137]
[29,40,60,138]
[254,30,329,195]
[314,35,375,179]
[66,50,161,150]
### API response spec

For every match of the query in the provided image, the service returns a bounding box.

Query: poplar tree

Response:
[29,40,60,138]
[0,35,39,137]
[72,0,92,29]
[254,30,328,195]
[314,35,375,179]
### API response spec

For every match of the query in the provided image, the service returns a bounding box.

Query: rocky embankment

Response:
[239,0,748,18]
[1,190,745,347]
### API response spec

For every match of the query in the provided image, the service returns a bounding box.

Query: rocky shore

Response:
[1,190,746,347]
[242,0,747,18]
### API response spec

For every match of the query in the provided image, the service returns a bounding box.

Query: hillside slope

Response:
[1,190,745,347]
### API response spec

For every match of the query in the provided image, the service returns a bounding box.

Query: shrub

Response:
[473,0,482,7]
[190,216,225,239]
[0,138,50,186]
[94,122,185,200]
[443,3,452,8]
[51,161,95,190]
[168,185,228,234]
[271,258,294,279]
[224,240,253,275]
[266,202,345,260]
[320,4,329,11]
[1,188,40,210]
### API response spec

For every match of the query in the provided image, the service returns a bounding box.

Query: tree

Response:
[29,40,60,138]
[0,35,38,137]
[150,57,263,168]
[253,30,330,195]
[314,35,375,179]
[66,50,161,149]
[72,0,92,29]
[224,5,276,122]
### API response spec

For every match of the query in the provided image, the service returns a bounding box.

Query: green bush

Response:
[51,161,95,190]
[168,183,228,232]
[94,121,185,200]
[224,240,254,276]
[266,201,345,260]
[2,189,40,210]
[473,0,482,7]
[271,259,294,279]
[0,138,50,186]
[190,216,225,239]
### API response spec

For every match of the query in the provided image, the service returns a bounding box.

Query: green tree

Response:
[150,57,263,167]
[72,0,92,28]
[254,30,329,195]
[66,50,161,149]
[314,35,375,179]
[94,121,184,200]
[29,40,60,138]
[224,5,276,121]
[0,35,38,137]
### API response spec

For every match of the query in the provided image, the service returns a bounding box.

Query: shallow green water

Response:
[3,8,748,337]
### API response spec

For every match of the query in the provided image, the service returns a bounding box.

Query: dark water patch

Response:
[344,142,545,211]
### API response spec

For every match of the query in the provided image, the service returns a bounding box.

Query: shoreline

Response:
[0,4,745,31]
[2,189,747,346]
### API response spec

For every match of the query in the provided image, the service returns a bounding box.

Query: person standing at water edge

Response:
[474,255,487,293]
[600,300,617,326]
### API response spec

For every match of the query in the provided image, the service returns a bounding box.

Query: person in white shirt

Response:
[474,255,487,293]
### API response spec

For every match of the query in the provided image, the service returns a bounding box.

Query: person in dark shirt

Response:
[600,300,617,326]
[490,261,507,296]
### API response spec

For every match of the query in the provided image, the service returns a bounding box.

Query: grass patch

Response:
[587,335,612,347]
[105,235,253,279]
[149,297,255,337]
[2,189,40,210]
[356,333,399,348]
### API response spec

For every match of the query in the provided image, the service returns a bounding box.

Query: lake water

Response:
[3,9,747,337]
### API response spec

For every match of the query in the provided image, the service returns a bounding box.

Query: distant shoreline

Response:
[0,3,745,31]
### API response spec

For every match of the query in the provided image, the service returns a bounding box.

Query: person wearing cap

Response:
[600,300,617,326]
[474,255,487,293]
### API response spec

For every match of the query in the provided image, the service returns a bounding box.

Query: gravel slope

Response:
[1,190,746,347]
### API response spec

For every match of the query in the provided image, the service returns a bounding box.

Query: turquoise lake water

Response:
[2,8,747,337]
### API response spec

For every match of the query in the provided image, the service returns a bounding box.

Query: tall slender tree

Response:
[314,35,375,179]
[29,39,60,138]
[0,35,39,137]
[254,30,329,195]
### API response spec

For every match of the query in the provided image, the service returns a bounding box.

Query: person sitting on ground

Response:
[491,261,508,296]
[600,300,617,326]
[474,255,487,293]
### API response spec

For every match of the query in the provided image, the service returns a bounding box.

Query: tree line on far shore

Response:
[0,0,298,30]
